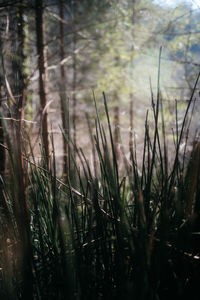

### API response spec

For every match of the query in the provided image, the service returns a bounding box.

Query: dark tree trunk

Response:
[35,0,50,168]
[72,16,77,158]
[59,0,69,178]
[16,3,26,189]
[0,78,5,175]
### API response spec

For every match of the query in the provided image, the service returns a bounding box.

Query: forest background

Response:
[1,0,200,175]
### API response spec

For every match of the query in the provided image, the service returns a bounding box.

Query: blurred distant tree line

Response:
[0,0,199,175]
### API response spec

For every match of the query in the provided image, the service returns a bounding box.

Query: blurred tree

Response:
[35,0,50,167]
[0,79,5,175]
[72,0,77,158]
[0,2,34,298]
[59,0,69,177]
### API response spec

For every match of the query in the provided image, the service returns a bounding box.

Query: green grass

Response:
[0,72,200,300]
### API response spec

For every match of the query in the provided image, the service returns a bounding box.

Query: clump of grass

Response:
[0,70,200,300]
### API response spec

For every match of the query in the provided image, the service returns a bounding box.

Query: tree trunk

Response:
[17,3,26,185]
[35,0,50,168]
[72,15,77,159]
[59,0,69,178]
[0,78,5,174]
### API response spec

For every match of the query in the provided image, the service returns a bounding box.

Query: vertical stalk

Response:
[129,93,134,160]
[113,105,120,162]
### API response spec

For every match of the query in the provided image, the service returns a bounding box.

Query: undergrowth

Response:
[0,70,200,300]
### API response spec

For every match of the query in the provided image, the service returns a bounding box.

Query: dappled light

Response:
[0,0,200,299]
